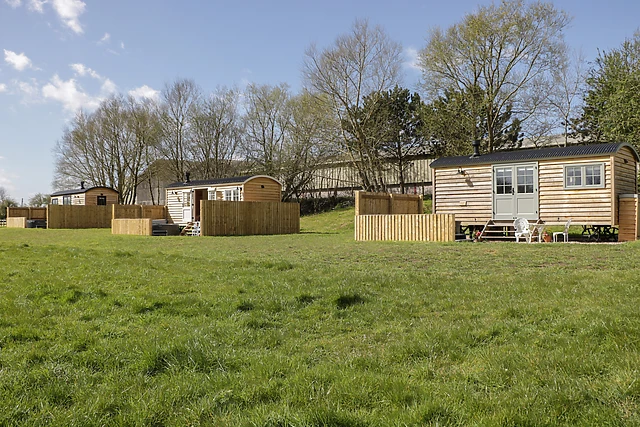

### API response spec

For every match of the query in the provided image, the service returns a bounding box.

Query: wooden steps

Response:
[180,221,201,236]
[478,219,545,242]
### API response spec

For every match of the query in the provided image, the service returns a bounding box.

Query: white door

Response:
[493,163,538,221]
[182,190,192,222]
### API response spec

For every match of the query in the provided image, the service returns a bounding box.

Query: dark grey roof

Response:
[51,186,118,196]
[429,142,639,169]
[166,175,257,189]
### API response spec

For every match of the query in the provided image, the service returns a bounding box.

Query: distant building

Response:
[50,182,119,206]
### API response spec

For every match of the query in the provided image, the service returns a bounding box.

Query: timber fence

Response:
[47,205,112,229]
[112,218,153,236]
[618,194,639,242]
[355,191,423,215]
[200,201,300,236]
[112,205,167,220]
[6,207,47,220]
[355,214,456,242]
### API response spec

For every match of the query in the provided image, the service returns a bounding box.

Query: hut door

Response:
[493,164,538,221]
[182,190,192,222]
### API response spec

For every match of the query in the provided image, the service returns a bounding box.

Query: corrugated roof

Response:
[429,142,639,169]
[166,175,256,189]
[50,186,118,196]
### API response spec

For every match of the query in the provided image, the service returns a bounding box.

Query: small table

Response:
[582,224,618,242]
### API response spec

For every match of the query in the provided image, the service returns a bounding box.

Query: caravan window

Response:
[564,163,604,189]
[223,188,241,201]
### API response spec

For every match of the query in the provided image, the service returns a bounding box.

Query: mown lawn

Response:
[1,208,640,426]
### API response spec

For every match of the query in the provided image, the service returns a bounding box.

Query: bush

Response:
[298,197,354,216]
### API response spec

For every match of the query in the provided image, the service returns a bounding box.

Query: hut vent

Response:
[80,181,85,189]
[470,140,481,158]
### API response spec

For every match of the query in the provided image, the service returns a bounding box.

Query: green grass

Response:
[1,209,640,426]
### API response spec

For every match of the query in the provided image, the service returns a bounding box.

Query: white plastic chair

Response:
[513,218,532,243]
[553,219,571,242]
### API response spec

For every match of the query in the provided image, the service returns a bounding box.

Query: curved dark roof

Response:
[166,175,279,189]
[51,186,119,197]
[429,142,640,169]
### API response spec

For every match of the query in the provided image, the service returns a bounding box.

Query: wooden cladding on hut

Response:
[355,214,456,242]
[355,191,423,216]
[200,201,300,236]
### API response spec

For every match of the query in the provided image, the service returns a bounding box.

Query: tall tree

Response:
[0,187,18,219]
[574,33,640,147]
[363,86,426,193]
[190,86,242,179]
[243,83,292,178]
[28,193,50,207]
[303,19,403,192]
[419,0,570,152]
[158,78,201,181]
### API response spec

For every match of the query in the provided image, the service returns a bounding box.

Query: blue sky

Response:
[0,0,639,203]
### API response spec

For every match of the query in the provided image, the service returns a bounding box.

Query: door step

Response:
[478,219,544,241]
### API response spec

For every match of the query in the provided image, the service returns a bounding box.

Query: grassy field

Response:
[1,208,640,426]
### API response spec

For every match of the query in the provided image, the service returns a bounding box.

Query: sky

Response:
[0,0,639,203]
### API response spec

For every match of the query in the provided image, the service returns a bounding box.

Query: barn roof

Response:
[51,186,118,196]
[429,142,640,169]
[166,175,280,189]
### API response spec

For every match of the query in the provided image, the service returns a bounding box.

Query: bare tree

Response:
[419,0,570,152]
[303,19,403,192]
[28,193,50,207]
[550,49,586,146]
[190,86,242,179]
[158,78,201,181]
[243,83,292,177]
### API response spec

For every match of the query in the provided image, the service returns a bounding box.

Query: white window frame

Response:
[223,188,241,201]
[207,187,217,200]
[564,163,605,189]
[63,195,72,205]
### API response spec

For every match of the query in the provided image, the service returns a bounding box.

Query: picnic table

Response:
[581,224,618,242]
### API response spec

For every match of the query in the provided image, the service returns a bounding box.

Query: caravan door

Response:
[493,163,538,221]
[182,190,192,223]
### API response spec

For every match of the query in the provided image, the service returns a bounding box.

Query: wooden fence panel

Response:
[354,214,455,242]
[112,219,152,235]
[112,205,142,219]
[47,205,112,229]
[7,207,47,219]
[141,205,167,220]
[200,201,300,236]
[7,217,27,228]
[618,194,639,242]
[355,191,423,215]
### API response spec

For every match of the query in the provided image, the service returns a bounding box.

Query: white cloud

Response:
[128,85,159,102]
[70,63,101,79]
[28,0,45,12]
[101,78,116,95]
[4,49,33,71]
[403,47,421,71]
[0,168,18,193]
[51,0,86,34]
[0,83,7,93]
[99,32,110,44]
[120,41,125,50]
[4,0,22,8]
[15,78,40,101]
[42,74,99,112]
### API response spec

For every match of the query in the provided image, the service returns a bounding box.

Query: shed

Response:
[165,175,282,225]
[50,182,119,206]
[429,142,639,228]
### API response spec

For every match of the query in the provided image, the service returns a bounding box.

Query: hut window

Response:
[223,188,241,201]
[207,189,216,200]
[63,195,72,205]
[51,198,58,205]
[97,196,107,205]
[564,163,604,189]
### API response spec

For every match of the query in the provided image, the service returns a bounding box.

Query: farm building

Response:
[166,175,282,225]
[50,182,119,206]
[429,142,639,234]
